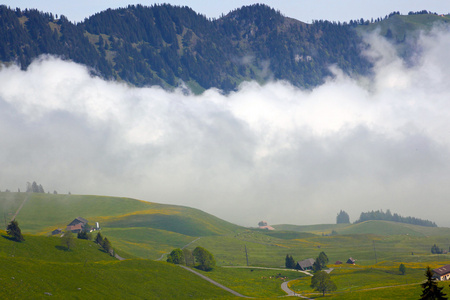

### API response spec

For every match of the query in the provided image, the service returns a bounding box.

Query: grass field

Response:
[0,230,235,299]
[3,192,450,298]
[289,262,450,299]
[203,267,307,298]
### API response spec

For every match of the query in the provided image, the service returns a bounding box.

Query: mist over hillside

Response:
[1,4,450,226]
[2,21,450,227]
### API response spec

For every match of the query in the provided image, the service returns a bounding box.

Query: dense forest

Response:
[0,4,371,91]
[0,4,448,91]
[354,209,437,227]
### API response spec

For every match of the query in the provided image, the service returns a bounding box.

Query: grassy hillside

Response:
[0,230,234,299]
[274,220,450,237]
[0,192,242,259]
[360,14,450,42]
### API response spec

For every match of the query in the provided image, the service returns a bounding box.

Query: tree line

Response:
[166,246,215,271]
[336,209,437,227]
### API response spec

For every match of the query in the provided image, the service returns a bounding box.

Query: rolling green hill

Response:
[3,193,450,298]
[0,192,242,259]
[0,230,233,299]
[274,220,450,237]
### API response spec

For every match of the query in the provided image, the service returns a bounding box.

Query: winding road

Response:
[179,265,250,298]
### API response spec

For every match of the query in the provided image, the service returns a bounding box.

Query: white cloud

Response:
[1,29,450,227]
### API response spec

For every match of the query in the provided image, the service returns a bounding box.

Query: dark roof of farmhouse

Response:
[433,264,450,276]
[67,217,88,226]
[297,258,315,269]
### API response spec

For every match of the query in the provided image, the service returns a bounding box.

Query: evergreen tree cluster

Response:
[312,251,329,272]
[0,4,372,92]
[431,244,444,254]
[95,232,113,255]
[354,209,437,227]
[336,210,350,224]
[285,254,295,269]
[26,181,45,193]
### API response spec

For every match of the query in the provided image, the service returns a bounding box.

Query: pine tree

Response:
[6,220,24,242]
[420,266,447,299]
[336,210,350,223]
[285,254,295,269]
[102,237,113,255]
[95,232,104,245]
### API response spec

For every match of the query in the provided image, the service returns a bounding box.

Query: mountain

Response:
[0,4,375,92]
[2,4,447,92]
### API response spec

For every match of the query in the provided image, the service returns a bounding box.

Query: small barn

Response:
[347,257,356,265]
[296,258,315,271]
[51,229,62,235]
[433,265,450,281]
[335,261,343,265]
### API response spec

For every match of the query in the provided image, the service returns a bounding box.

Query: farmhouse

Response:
[258,220,274,230]
[433,264,450,281]
[347,257,356,265]
[296,258,315,271]
[66,217,89,233]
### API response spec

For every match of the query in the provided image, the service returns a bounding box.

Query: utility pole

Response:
[373,240,378,264]
[245,245,249,266]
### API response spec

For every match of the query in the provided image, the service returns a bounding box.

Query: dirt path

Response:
[281,280,313,299]
[223,266,313,277]
[179,265,250,298]
[156,237,201,261]
[114,253,126,260]
[11,193,30,221]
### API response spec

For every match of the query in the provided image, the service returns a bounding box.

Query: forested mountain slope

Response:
[1,4,448,91]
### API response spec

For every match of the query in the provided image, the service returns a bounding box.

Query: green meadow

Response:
[2,192,450,299]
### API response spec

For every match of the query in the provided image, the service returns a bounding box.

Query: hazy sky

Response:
[2,26,450,227]
[3,0,450,23]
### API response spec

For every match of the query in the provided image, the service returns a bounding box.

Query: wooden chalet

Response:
[296,258,315,271]
[433,264,450,281]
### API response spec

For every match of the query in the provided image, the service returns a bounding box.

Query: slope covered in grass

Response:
[274,220,450,237]
[0,192,242,259]
[0,230,234,299]
[0,192,241,236]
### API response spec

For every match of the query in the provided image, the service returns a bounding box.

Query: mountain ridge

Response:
[1,4,449,92]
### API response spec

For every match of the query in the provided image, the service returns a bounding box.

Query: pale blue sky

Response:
[3,0,450,23]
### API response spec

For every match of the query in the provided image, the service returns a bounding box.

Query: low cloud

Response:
[1,28,450,227]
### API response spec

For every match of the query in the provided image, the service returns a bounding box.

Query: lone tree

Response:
[6,220,24,242]
[399,263,406,275]
[61,230,75,251]
[167,248,184,264]
[336,210,350,224]
[310,270,337,296]
[420,266,447,299]
[285,254,296,269]
[192,246,216,271]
